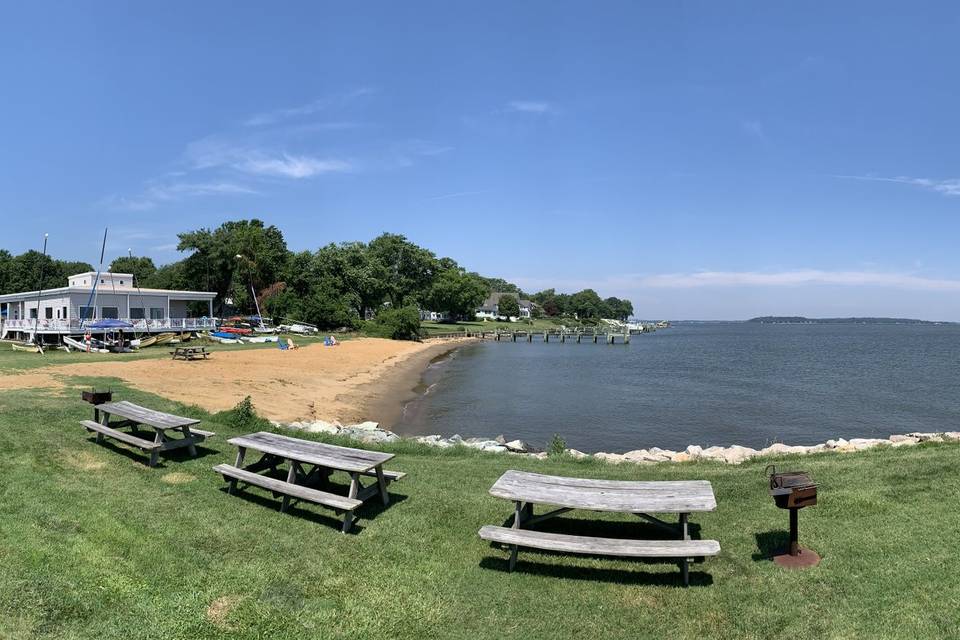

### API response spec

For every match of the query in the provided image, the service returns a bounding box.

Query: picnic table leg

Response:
[679,513,690,587]
[280,462,297,513]
[509,500,524,571]
[180,426,198,457]
[228,446,247,495]
[150,429,164,467]
[342,472,360,533]
[375,466,390,506]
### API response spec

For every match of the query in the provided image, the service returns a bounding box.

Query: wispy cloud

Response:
[185,138,352,178]
[504,100,556,115]
[835,174,960,197]
[636,270,960,291]
[101,181,257,211]
[244,88,376,126]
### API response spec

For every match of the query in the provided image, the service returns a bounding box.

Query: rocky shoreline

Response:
[277,419,960,464]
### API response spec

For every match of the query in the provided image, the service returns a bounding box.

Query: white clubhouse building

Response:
[0,271,217,341]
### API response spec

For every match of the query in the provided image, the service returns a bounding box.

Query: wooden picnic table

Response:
[214,431,406,532]
[479,470,720,586]
[171,346,209,360]
[80,400,215,467]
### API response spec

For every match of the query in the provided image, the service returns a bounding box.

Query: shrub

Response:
[548,433,567,457]
[220,395,270,431]
[366,306,422,341]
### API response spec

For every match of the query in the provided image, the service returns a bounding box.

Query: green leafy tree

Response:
[109,256,157,286]
[367,233,439,308]
[498,294,521,319]
[176,219,288,315]
[367,306,421,341]
[426,269,489,320]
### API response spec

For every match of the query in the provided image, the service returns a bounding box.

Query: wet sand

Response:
[0,337,475,427]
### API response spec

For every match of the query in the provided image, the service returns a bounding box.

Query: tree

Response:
[498,294,520,319]
[367,306,421,341]
[109,256,157,286]
[569,289,604,319]
[426,269,489,320]
[176,219,288,315]
[367,233,439,308]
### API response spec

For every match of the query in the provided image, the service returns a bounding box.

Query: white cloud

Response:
[101,181,257,211]
[836,174,960,197]
[244,88,376,126]
[184,138,351,178]
[504,100,555,115]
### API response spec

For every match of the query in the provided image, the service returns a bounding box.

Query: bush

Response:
[366,306,422,341]
[548,433,567,457]
[219,395,271,431]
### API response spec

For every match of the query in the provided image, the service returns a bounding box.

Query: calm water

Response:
[395,323,960,452]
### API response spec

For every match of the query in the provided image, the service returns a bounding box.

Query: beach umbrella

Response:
[87,319,134,329]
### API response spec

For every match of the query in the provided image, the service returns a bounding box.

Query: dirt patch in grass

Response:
[61,450,107,472]
[206,595,242,629]
[0,372,64,391]
[160,471,196,485]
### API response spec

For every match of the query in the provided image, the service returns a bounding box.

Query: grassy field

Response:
[0,370,958,638]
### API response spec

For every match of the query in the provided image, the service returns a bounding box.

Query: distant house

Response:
[419,309,450,322]
[475,292,534,322]
[0,271,217,341]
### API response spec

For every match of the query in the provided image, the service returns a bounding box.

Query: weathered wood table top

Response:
[227,431,393,473]
[489,470,717,513]
[98,401,200,430]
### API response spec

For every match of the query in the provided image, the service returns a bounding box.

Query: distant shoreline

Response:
[747,316,955,325]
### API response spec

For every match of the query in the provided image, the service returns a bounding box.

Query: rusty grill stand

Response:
[773,506,821,568]
[767,466,821,569]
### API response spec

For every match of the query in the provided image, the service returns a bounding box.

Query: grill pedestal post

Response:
[773,506,820,569]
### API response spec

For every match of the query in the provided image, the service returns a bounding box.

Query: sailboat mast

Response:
[31,233,49,353]
[82,228,108,328]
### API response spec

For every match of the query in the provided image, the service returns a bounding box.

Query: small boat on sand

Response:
[242,335,280,344]
[12,343,41,353]
[137,336,158,348]
[153,333,177,345]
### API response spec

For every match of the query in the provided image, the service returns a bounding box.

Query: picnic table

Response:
[80,400,215,467]
[479,470,720,586]
[171,346,209,361]
[214,431,406,532]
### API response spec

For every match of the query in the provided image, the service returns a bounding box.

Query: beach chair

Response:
[278,340,289,351]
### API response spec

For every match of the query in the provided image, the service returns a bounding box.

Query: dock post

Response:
[560,332,565,343]
[607,334,614,344]
[512,332,517,342]
[593,334,598,344]
[543,332,548,343]
[527,332,532,343]
[624,333,630,344]
[576,333,581,343]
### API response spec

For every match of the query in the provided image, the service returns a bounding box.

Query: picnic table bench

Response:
[171,346,209,361]
[214,431,406,532]
[478,470,720,586]
[80,400,215,467]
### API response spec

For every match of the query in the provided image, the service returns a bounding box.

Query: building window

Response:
[29,309,38,319]
[101,307,119,319]
[130,308,145,320]
[45,307,53,319]
[62,306,67,319]
[79,306,96,320]
[101,279,105,284]
[150,308,165,320]
[120,280,124,285]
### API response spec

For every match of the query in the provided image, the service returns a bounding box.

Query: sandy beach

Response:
[0,337,473,427]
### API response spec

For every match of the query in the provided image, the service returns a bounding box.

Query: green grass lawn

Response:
[0,374,958,638]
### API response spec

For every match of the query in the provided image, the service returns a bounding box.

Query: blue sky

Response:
[3,2,960,319]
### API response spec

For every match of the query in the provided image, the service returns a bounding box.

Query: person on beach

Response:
[287,337,298,350]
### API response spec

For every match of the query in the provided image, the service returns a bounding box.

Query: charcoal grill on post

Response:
[765,465,820,568]
[81,388,113,423]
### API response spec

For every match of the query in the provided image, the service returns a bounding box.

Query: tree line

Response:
[0,219,633,329]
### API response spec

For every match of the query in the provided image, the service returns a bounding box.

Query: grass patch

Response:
[0,379,958,638]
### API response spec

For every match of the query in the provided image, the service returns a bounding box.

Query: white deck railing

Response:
[1,317,218,332]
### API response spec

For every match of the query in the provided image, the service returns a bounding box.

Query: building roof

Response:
[0,283,217,303]
[478,292,534,311]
